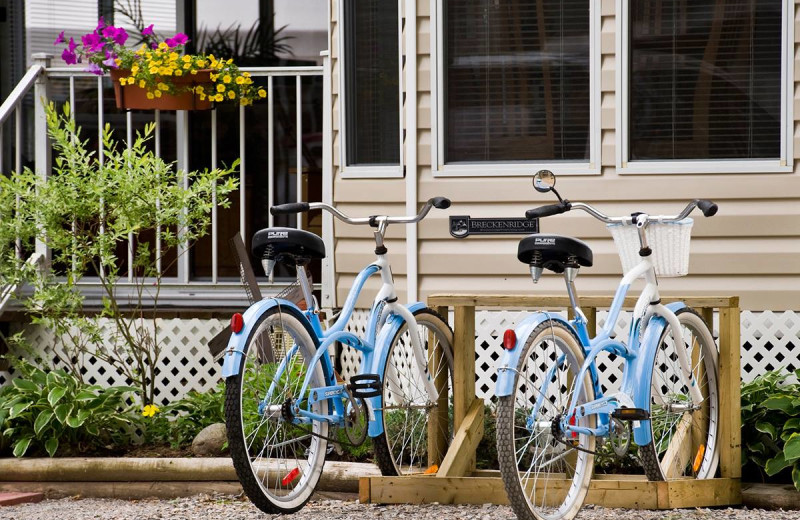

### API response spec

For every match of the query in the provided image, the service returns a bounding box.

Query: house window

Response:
[628,0,784,162]
[444,0,592,164]
[342,0,400,168]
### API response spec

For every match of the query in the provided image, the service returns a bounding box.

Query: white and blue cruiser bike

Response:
[496,170,720,520]
[222,198,454,514]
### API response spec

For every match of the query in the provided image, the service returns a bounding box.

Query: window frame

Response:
[431,0,602,177]
[337,0,404,179]
[616,0,794,175]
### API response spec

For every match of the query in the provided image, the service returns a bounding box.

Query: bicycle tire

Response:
[372,307,454,476]
[497,319,596,520]
[639,307,720,480]
[225,307,329,514]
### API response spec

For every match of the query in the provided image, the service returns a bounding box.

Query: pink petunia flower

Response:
[81,32,104,53]
[62,47,77,65]
[53,31,65,45]
[96,17,105,32]
[85,63,103,75]
[142,24,154,36]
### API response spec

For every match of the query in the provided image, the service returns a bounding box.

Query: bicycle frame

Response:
[222,253,439,438]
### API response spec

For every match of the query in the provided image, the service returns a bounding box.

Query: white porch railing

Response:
[0,53,334,309]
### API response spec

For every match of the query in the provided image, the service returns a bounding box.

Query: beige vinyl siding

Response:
[330,0,800,311]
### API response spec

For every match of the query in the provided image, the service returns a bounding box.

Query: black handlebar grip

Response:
[696,199,718,218]
[270,202,310,216]
[526,202,571,220]
[431,197,451,210]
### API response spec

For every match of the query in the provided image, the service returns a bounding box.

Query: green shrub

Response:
[144,380,226,449]
[741,369,800,490]
[0,359,139,457]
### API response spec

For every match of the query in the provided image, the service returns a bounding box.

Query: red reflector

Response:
[281,467,301,486]
[502,329,516,350]
[230,313,244,334]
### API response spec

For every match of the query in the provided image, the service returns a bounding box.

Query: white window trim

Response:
[337,0,404,179]
[430,0,602,177]
[616,0,794,175]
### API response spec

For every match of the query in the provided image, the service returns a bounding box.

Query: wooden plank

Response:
[661,413,693,478]
[363,475,740,508]
[359,477,371,504]
[427,305,451,466]
[427,295,739,309]
[452,304,477,472]
[718,303,742,480]
[436,398,484,478]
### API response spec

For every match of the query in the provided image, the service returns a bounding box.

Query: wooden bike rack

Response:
[360,295,742,509]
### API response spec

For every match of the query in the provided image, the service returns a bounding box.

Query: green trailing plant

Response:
[1,102,239,405]
[741,369,800,490]
[144,380,226,449]
[0,359,139,457]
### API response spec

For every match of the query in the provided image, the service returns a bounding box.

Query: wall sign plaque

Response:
[449,215,539,238]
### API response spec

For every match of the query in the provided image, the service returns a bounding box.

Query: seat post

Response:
[563,262,587,324]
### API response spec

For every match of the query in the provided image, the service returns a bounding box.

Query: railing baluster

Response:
[127,110,134,282]
[267,75,274,228]
[69,76,75,112]
[239,104,246,241]
[296,75,302,230]
[15,107,22,259]
[98,76,105,279]
[211,109,218,284]
[154,109,161,275]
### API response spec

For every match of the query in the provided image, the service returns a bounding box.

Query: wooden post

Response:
[452,304,476,473]
[718,299,741,480]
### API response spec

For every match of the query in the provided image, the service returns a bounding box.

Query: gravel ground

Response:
[0,495,797,520]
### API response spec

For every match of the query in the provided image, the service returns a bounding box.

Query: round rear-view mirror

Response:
[533,170,556,193]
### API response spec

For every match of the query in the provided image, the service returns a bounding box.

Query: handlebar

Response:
[526,199,718,225]
[270,197,451,226]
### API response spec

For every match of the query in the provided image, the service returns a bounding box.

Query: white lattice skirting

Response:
[1,310,797,404]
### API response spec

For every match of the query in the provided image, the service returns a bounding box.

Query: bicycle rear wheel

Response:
[372,308,454,476]
[497,320,596,520]
[639,307,719,480]
[225,307,329,514]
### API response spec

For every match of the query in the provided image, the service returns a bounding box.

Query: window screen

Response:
[344,0,400,166]
[445,0,591,163]
[629,1,783,161]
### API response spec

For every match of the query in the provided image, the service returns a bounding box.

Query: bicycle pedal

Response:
[348,374,382,398]
[611,407,650,421]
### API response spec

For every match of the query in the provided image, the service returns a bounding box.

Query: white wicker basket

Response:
[607,218,694,277]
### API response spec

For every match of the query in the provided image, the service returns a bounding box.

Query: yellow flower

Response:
[158,42,168,50]
[235,76,245,85]
[210,73,218,82]
[227,90,235,99]
[227,58,233,64]
[130,65,139,75]
[223,75,232,84]
[169,52,179,61]
[258,88,267,98]
[190,69,197,74]
[243,72,251,78]
[146,92,155,100]
[182,55,192,63]
[196,86,204,93]
[119,77,126,85]
[216,84,225,93]
[142,404,160,417]
[149,67,159,75]
[158,82,169,91]
[183,63,191,70]
[175,69,183,76]
[199,93,206,101]
[215,94,224,102]
[115,58,121,66]
[139,80,146,88]
[197,60,206,68]
[154,90,162,98]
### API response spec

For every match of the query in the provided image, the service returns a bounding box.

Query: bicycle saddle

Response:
[517,233,593,273]
[252,227,326,265]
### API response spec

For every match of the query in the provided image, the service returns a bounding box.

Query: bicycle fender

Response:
[631,301,687,446]
[367,301,427,438]
[221,299,321,379]
[495,312,574,398]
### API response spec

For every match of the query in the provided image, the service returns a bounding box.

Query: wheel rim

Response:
[238,313,328,506]
[511,325,594,520]
[382,317,453,475]
[649,313,718,479]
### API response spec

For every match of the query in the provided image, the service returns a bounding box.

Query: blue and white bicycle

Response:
[222,198,454,514]
[496,170,720,520]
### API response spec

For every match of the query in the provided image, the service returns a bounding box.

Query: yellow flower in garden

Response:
[139,80,146,88]
[146,92,155,100]
[149,67,159,74]
[235,76,245,85]
[119,77,126,85]
[223,75,232,84]
[169,52,179,61]
[154,90,162,98]
[190,69,197,74]
[258,88,267,98]
[197,60,206,68]
[216,84,225,93]
[115,58,121,66]
[210,73,218,81]
[228,90,235,99]
[196,86,204,93]
[227,58,233,64]
[175,69,183,76]
[182,55,192,63]
[158,82,169,91]
[131,65,139,75]
[158,42,168,50]
[183,63,191,70]
[215,94,224,102]
[142,404,160,417]
[199,93,206,100]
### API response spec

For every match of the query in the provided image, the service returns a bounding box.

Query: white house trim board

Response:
[430,0,602,177]
[406,0,419,303]
[336,0,404,179]
[615,0,794,175]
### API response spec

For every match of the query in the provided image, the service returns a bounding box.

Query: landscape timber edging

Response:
[0,458,380,499]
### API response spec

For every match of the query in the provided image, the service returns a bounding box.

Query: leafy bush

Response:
[741,369,800,490]
[144,381,226,449]
[0,360,139,457]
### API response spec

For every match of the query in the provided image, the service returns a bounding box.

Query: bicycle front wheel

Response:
[497,319,596,520]
[372,308,454,476]
[225,307,329,514]
[639,307,719,480]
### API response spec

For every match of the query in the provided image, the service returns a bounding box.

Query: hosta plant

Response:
[0,359,139,457]
[741,369,800,490]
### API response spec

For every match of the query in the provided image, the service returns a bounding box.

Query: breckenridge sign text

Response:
[449,216,539,238]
